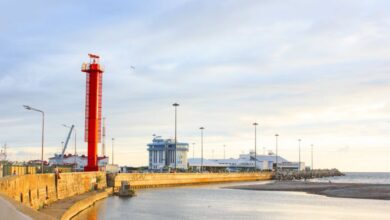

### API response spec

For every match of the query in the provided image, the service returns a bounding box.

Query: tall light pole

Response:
[298,139,301,171]
[112,138,115,165]
[102,117,106,157]
[23,105,44,174]
[74,127,77,170]
[200,127,204,173]
[3,143,7,161]
[173,103,179,170]
[74,128,77,156]
[311,144,314,170]
[61,141,64,160]
[253,122,258,171]
[223,144,226,159]
[63,124,77,171]
[192,143,195,159]
[275,134,279,174]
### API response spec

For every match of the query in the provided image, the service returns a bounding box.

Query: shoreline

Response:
[225,181,390,200]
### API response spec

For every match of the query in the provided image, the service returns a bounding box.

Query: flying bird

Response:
[130,66,135,70]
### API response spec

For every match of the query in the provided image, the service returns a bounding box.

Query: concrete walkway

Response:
[0,196,32,220]
[0,194,53,220]
[40,190,109,220]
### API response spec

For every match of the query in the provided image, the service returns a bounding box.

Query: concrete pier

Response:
[114,172,272,190]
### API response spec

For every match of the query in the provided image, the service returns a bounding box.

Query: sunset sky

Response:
[1,0,389,171]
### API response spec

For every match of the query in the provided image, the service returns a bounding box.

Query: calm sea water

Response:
[74,173,390,220]
[310,172,390,184]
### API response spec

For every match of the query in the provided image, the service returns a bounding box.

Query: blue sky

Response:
[1,0,390,171]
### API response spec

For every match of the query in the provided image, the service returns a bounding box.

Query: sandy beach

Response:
[226,181,390,200]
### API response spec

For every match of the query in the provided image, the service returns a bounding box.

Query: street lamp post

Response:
[200,127,204,173]
[298,139,301,172]
[102,117,106,157]
[192,143,195,159]
[275,134,279,174]
[223,144,226,159]
[74,128,77,168]
[253,122,258,171]
[311,144,314,170]
[112,138,115,165]
[23,105,44,174]
[172,103,179,170]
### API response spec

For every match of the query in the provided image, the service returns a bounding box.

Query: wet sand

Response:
[226,181,390,200]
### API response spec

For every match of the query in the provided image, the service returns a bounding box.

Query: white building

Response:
[147,136,189,170]
[48,154,109,171]
[188,151,304,171]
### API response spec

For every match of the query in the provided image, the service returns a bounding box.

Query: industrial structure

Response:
[46,124,76,167]
[82,54,104,171]
[61,125,74,163]
[147,136,189,170]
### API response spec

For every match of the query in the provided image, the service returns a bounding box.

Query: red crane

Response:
[82,54,104,171]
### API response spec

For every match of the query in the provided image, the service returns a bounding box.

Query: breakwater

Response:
[114,172,272,190]
[274,169,344,181]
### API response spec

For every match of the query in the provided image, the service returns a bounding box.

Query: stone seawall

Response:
[0,172,106,210]
[56,172,107,200]
[115,172,272,189]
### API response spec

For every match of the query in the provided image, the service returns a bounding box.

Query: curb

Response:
[60,188,112,220]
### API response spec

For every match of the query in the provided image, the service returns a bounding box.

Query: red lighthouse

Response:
[82,54,104,171]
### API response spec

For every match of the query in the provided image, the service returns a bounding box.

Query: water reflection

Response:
[85,204,97,220]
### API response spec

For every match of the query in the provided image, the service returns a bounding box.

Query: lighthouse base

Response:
[84,166,99,172]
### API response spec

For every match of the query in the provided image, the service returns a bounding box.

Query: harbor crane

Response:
[61,125,75,163]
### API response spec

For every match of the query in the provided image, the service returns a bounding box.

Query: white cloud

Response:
[1,1,390,171]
